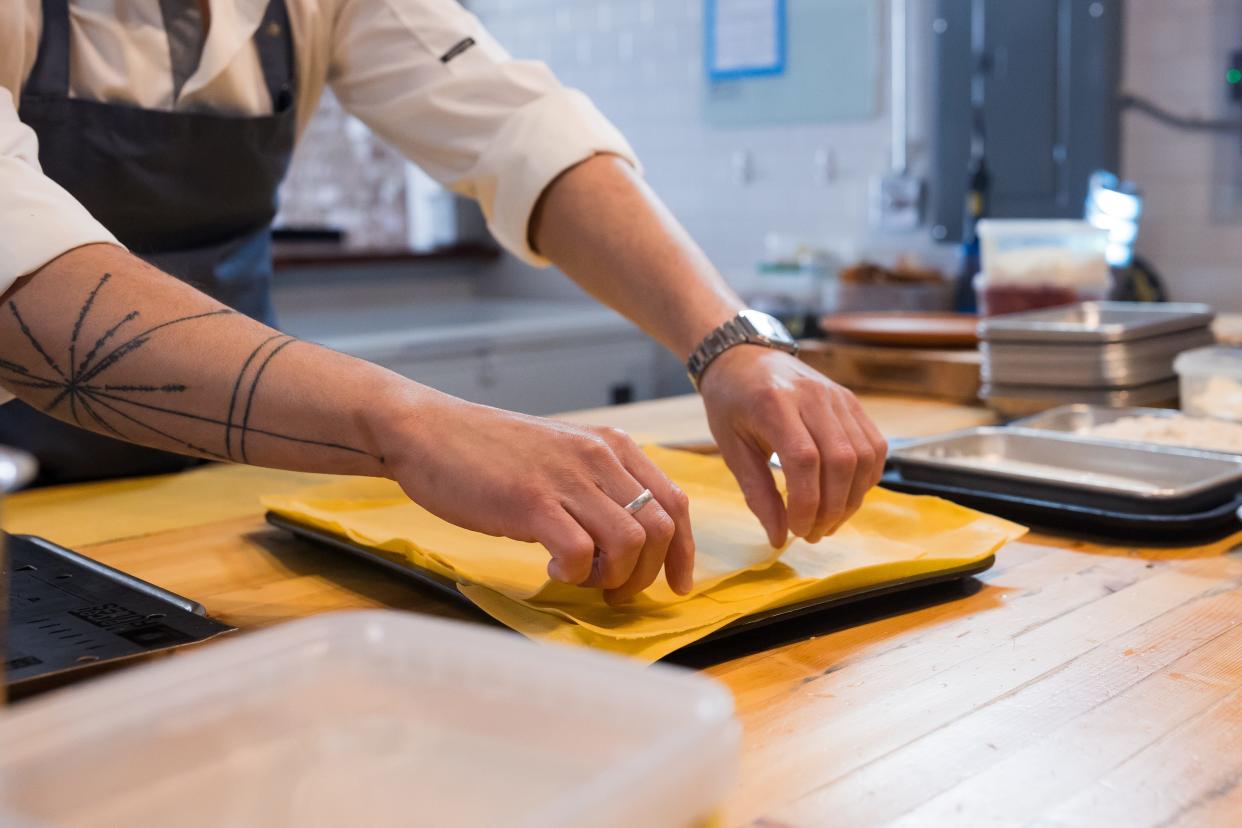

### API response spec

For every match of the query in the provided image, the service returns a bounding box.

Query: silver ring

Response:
[623,488,655,515]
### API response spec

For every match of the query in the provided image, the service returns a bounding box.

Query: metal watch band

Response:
[686,312,797,391]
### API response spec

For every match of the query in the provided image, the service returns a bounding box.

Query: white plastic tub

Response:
[0,611,739,828]
[1175,346,1242,422]
[975,220,1111,316]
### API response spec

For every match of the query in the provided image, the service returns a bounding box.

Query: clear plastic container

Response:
[0,611,739,828]
[974,274,1109,317]
[1175,346,1242,422]
[975,220,1112,316]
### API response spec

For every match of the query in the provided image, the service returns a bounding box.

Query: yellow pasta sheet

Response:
[6,464,337,547]
[263,447,1025,662]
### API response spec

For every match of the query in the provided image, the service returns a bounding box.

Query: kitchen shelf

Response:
[272,241,500,271]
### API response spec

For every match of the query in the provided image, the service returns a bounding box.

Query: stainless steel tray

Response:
[1011,405,1178,434]
[978,302,1215,344]
[1012,404,1242,457]
[981,327,1214,387]
[889,427,1242,514]
[981,378,1180,418]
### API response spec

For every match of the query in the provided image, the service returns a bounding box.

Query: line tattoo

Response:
[0,273,375,462]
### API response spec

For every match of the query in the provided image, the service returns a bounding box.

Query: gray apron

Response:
[0,0,298,485]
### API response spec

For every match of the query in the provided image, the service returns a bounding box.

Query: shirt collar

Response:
[178,0,270,100]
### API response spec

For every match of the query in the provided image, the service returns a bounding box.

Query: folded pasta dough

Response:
[263,446,1026,660]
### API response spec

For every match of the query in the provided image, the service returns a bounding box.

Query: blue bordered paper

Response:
[706,0,788,81]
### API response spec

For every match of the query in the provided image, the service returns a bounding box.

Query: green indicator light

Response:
[1229,68,1242,85]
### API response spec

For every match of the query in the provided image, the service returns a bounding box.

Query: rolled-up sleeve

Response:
[327,0,639,265]
[0,88,121,294]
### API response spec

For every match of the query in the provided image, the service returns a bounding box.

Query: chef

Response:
[0,0,887,602]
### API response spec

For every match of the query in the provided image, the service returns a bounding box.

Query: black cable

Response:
[1118,93,1240,133]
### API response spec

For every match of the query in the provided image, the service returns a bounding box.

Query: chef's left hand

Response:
[699,347,888,547]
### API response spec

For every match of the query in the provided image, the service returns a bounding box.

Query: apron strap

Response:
[255,0,296,112]
[25,0,71,98]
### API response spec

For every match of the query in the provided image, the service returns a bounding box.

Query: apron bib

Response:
[0,0,298,484]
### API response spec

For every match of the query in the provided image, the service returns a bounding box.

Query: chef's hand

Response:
[699,347,888,547]
[373,390,694,604]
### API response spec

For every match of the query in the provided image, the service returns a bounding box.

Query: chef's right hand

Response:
[372,389,695,604]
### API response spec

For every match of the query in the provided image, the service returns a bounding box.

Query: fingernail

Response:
[547,560,569,582]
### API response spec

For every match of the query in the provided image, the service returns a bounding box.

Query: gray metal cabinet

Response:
[930,0,1123,242]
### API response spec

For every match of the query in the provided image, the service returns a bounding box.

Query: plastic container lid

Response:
[0,611,740,828]
[1174,346,1242,379]
[977,218,1107,241]
[977,220,1110,288]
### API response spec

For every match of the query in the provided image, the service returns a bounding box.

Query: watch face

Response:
[739,309,794,345]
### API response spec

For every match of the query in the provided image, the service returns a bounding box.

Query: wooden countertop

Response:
[8,394,1242,826]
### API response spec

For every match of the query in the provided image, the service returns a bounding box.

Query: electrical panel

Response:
[928,0,1123,243]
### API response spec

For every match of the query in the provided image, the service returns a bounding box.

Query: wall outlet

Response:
[870,174,924,231]
[732,149,755,186]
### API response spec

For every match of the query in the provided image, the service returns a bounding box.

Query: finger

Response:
[768,414,821,540]
[800,402,855,543]
[605,494,676,605]
[613,443,696,595]
[823,394,877,534]
[717,433,787,547]
[530,502,596,585]
[588,444,676,603]
[566,490,646,591]
[846,394,890,487]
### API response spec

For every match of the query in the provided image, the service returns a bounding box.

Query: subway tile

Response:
[277,0,1237,295]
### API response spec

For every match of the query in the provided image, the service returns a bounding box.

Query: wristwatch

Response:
[686,309,799,391]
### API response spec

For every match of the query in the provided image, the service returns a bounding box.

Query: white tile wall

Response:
[1122,0,1242,310]
[467,0,911,294]
[275,0,1242,311]
[276,91,410,248]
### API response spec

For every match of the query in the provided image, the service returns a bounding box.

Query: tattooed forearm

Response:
[0,271,378,465]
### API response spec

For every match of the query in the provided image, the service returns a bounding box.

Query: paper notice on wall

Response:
[707,0,786,79]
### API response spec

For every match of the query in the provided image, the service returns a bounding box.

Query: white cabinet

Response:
[279,299,665,416]
[380,335,660,415]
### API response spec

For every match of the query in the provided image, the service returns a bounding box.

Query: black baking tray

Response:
[5,534,234,697]
[265,513,995,646]
[880,470,1242,541]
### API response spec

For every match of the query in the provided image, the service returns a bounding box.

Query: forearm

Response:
[0,245,700,600]
[0,244,420,477]
[530,155,743,360]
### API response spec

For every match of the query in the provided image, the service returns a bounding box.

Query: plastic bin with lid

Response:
[974,220,1111,316]
[0,610,740,828]
[1175,346,1242,422]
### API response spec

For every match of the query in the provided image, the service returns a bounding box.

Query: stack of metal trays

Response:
[978,302,1215,417]
[884,425,1242,539]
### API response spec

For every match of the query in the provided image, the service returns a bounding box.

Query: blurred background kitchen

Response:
[269,0,1242,415]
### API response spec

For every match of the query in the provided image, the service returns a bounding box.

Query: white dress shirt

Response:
[0,0,639,298]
